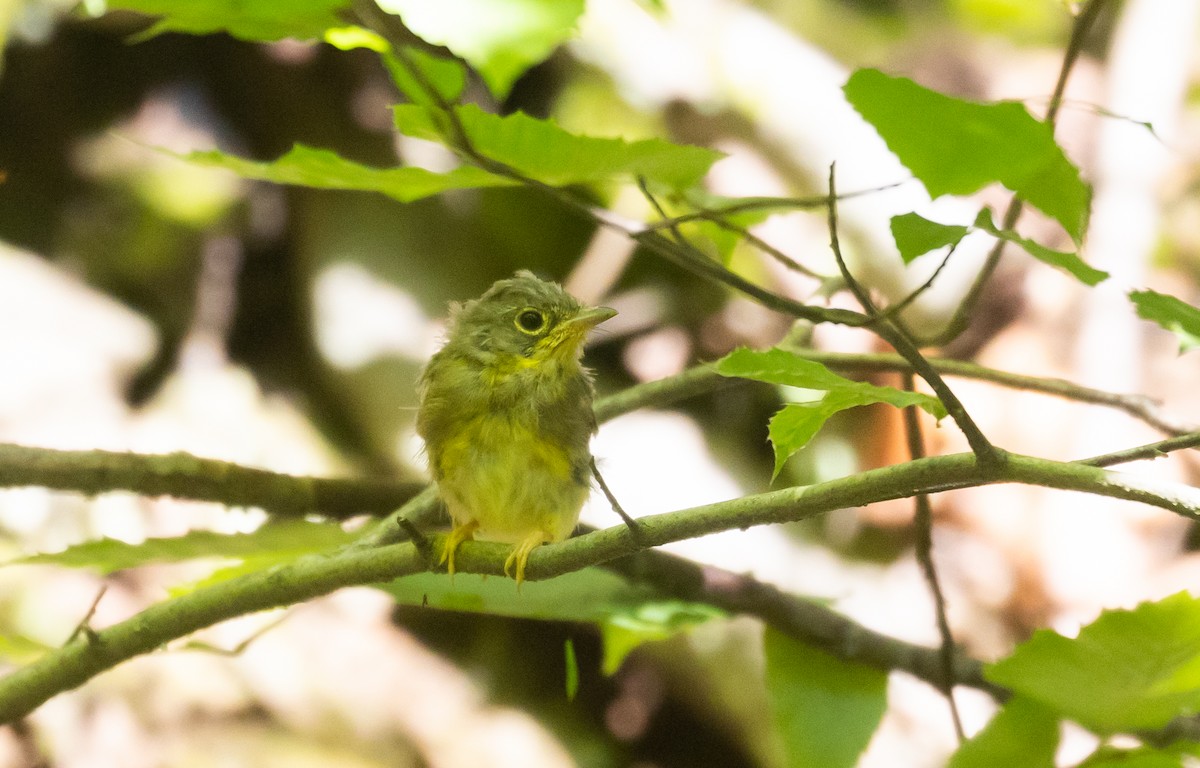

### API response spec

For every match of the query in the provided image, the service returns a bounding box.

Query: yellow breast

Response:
[434,413,586,545]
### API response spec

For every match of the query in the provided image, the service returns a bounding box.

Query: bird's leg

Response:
[439,520,479,577]
[503,529,549,589]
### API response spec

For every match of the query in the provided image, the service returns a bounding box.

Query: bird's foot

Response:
[503,531,548,589]
[439,520,479,577]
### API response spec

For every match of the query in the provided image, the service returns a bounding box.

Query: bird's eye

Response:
[515,308,547,334]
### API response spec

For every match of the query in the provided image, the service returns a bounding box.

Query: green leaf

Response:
[844,68,1091,242]
[767,389,934,478]
[600,600,724,675]
[394,103,723,190]
[377,0,585,99]
[378,567,638,620]
[8,520,354,575]
[377,568,722,674]
[321,28,467,106]
[385,49,468,106]
[986,592,1200,734]
[104,0,345,42]
[716,347,947,476]
[179,144,518,202]
[0,632,53,664]
[947,696,1059,768]
[674,188,793,263]
[974,209,1107,286]
[564,638,579,702]
[1079,748,1187,768]
[1129,289,1200,353]
[890,212,969,264]
[716,347,873,390]
[764,628,887,768]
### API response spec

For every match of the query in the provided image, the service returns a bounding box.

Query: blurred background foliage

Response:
[2,0,1200,766]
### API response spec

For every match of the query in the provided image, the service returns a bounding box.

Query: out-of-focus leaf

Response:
[179,144,517,202]
[322,25,388,52]
[1129,289,1200,353]
[394,103,723,190]
[377,569,722,674]
[986,592,1200,734]
[947,696,1059,768]
[673,189,795,264]
[378,567,637,620]
[716,347,946,476]
[890,212,969,264]
[600,601,724,675]
[1078,747,1189,768]
[8,521,353,575]
[844,68,1090,242]
[974,209,1107,286]
[105,0,345,42]
[764,628,887,768]
[377,0,584,99]
[564,638,579,701]
[0,632,53,664]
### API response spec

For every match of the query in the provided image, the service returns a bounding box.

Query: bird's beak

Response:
[567,306,618,332]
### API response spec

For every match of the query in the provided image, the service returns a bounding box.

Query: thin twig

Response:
[637,176,687,247]
[704,212,828,279]
[1078,432,1200,468]
[826,164,965,737]
[792,350,1198,437]
[591,458,642,540]
[181,611,292,656]
[877,243,958,323]
[826,163,881,315]
[638,181,910,231]
[825,165,1002,468]
[902,371,965,741]
[65,585,108,646]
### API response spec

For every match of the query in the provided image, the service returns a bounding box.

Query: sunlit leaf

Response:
[105,0,346,42]
[947,696,1059,768]
[394,103,723,190]
[986,592,1200,734]
[1129,289,1200,353]
[179,144,517,202]
[764,629,887,768]
[378,0,584,99]
[974,209,1107,286]
[0,632,53,664]
[8,520,353,575]
[322,27,468,106]
[385,48,469,106]
[716,347,946,477]
[890,212,969,264]
[844,68,1090,242]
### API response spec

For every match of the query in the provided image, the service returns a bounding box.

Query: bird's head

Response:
[446,271,616,365]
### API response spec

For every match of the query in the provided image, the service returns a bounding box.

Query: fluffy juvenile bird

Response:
[417,271,616,586]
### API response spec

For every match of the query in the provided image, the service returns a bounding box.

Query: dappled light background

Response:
[2,0,1200,766]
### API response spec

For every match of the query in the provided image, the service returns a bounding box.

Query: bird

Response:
[416,271,616,586]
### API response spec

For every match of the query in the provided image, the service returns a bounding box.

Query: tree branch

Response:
[0,443,425,519]
[4,449,1199,722]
